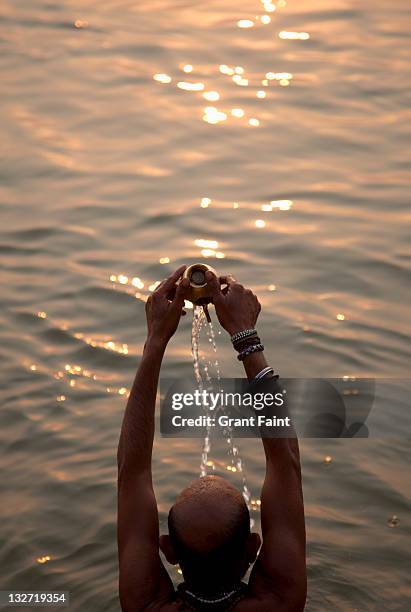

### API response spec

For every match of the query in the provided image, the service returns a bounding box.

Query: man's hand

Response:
[145,265,189,345]
[206,271,261,336]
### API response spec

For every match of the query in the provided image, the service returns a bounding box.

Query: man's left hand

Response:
[145,265,189,344]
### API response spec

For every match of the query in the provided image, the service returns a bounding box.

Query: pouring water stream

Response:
[190,305,252,519]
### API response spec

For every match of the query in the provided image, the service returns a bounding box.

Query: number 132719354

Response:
[0,592,69,607]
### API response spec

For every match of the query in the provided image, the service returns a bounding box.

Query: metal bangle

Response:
[254,366,274,381]
[231,328,257,344]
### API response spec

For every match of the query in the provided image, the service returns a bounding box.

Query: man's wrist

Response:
[145,333,168,353]
[240,350,268,381]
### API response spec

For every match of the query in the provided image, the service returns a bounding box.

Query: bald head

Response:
[167,476,251,589]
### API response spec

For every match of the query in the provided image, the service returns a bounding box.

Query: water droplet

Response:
[74,19,88,29]
[387,515,399,528]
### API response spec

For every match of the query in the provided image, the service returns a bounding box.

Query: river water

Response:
[0,0,410,610]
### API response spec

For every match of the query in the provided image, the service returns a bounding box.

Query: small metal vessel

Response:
[183,263,217,321]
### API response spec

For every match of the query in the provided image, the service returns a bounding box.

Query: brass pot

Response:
[182,263,217,305]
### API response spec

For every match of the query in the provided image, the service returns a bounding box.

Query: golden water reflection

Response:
[152,12,302,130]
[279,31,310,40]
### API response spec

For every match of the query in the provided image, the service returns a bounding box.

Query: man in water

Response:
[117,266,306,611]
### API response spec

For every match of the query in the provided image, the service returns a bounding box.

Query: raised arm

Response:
[207,272,307,611]
[117,266,189,612]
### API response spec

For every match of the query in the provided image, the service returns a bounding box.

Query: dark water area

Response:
[0,0,410,610]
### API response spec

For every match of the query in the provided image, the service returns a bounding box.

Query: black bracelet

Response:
[233,335,261,352]
[237,343,264,361]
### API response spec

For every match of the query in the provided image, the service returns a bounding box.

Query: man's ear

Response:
[246,532,262,565]
[159,534,178,565]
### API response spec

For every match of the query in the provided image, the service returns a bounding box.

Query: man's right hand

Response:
[206,271,261,336]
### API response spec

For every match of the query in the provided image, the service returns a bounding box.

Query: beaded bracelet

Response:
[231,328,257,344]
[237,343,264,361]
[233,335,261,352]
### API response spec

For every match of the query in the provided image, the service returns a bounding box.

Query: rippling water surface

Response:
[1,0,410,610]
